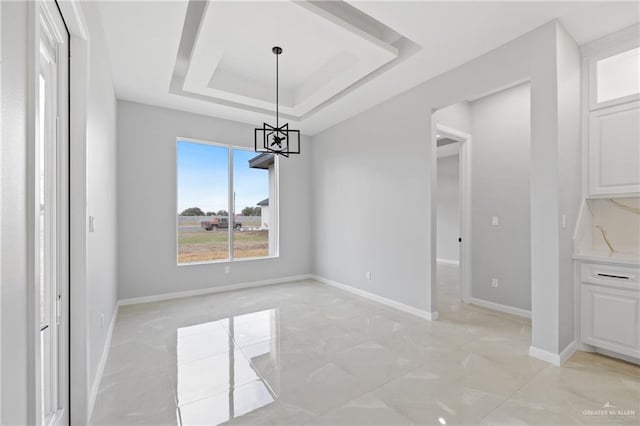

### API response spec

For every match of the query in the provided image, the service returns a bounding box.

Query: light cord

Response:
[276,51,279,129]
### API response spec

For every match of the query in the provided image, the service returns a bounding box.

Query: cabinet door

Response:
[588,101,640,197]
[581,283,640,358]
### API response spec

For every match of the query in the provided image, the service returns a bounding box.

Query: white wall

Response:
[312,21,581,359]
[0,6,3,421]
[469,83,532,311]
[261,205,270,230]
[434,101,471,134]
[0,2,118,423]
[116,101,312,300]
[436,154,460,263]
[81,1,119,413]
[1,2,31,423]
[556,24,581,350]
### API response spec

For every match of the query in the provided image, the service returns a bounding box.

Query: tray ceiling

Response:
[179,1,399,117]
[98,1,640,135]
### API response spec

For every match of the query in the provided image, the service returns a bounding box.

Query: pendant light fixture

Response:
[254,46,300,157]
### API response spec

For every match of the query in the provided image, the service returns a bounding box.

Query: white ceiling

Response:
[98,1,640,135]
[182,1,398,116]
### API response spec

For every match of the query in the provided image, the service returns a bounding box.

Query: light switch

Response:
[491,216,499,226]
[561,214,567,229]
[89,216,96,232]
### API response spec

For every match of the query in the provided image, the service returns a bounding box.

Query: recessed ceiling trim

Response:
[100,0,639,135]
[169,0,418,122]
[181,0,399,117]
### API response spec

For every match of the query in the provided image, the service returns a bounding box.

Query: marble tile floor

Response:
[91,265,639,425]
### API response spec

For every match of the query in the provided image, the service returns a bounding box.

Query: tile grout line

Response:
[475,362,552,424]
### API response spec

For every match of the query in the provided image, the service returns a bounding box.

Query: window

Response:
[177,140,278,264]
[594,46,640,105]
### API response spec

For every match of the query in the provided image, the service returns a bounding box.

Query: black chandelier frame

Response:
[254,46,301,157]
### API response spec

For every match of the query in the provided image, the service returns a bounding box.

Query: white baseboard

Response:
[311,275,438,321]
[593,347,640,365]
[560,341,578,365]
[529,341,577,366]
[468,297,531,319]
[117,274,313,306]
[579,342,640,365]
[87,304,119,421]
[437,258,460,266]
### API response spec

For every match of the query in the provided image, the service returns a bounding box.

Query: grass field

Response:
[178,227,269,263]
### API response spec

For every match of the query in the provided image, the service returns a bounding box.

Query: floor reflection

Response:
[93,277,640,425]
[176,310,280,425]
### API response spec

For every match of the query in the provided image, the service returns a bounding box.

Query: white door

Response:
[36,2,69,424]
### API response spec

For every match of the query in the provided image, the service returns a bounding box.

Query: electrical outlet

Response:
[491,278,499,288]
[491,216,499,226]
[224,265,230,274]
[100,313,105,329]
[366,271,372,281]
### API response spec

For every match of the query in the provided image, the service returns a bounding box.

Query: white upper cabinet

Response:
[583,26,640,198]
[588,101,640,196]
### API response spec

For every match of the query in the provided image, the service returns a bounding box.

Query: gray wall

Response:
[310,92,431,309]
[469,83,532,311]
[117,101,312,300]
[311,21,580,358]
[83,1,119,403]
[436,154,460,263]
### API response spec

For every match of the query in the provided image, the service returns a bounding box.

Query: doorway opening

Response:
[434,119,471,317]
[432,82,532,323]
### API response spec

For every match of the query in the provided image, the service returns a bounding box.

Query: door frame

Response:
[29,1,70,424]
[52,2,90,424]
[26,0,89,424]
[434,123,472,305]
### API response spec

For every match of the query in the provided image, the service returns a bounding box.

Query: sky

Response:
[177,140,269,214]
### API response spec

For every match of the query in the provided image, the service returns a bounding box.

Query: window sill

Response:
[177,255,279,267]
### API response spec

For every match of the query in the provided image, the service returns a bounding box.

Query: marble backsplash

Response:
[588,197,640,257]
